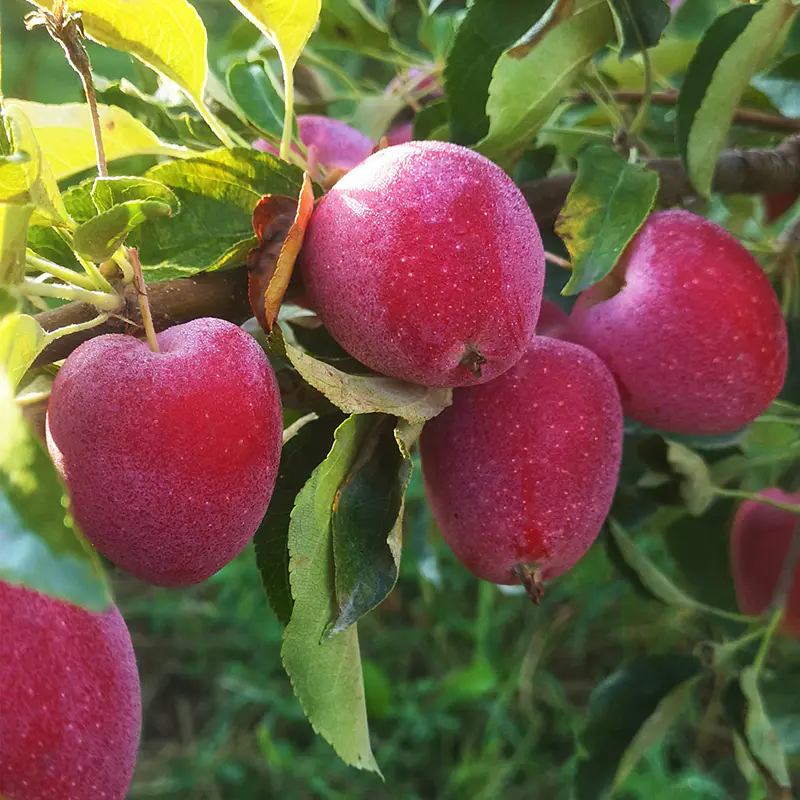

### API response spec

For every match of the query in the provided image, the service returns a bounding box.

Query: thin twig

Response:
[573,90,800,134]
[127,249,159,353]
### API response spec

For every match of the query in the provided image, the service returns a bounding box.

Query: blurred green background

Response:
[3,0,799,797]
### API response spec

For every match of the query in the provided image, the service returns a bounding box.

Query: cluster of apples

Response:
[2,135,795,797]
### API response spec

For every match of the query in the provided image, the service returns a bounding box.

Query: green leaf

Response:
[665,440,715,516]
[227,60,287,139]
[607,519,714,613]
[477,2,615,162]
[316,0,393,55]
[228,0,321,73]
[0,202,34,286]
[0,105,70,228]
[576,655,704,800]
[328,416,415,635]
[5,100,190,181]
[443,0,552,145]
[725,666,791,788]
[0,370,110,611]
[91,176,180,214]
[73,199,173,261]
[280,325,452,425]
[676,0,798,197]
[608,0,671,60]
[557,146,659,296]
[0,314,48,390]
[281,415,381,773]
[413,101,449,141]
[254,414,342,626]
[663,500,739,612]
[34,0,221,141]
[128,148,306,280]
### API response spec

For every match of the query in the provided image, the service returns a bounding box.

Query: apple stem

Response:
[127,248,159,353]
[22,278,122,311]
[714,487,800,516]
[752,606,784,678]
[544,251,572,270]
[513,563,544,605]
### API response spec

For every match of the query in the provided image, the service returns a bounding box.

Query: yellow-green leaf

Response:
[0,313,48,390]
[31,0,226,140]
[5,100,191,181]
[0,106,70,228]
[0,202,34,286]
[228,0,322,70]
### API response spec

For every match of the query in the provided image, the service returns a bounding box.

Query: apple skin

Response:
[254,115,374,171]
[731,489,800,636]
[420,336,623,585]
[569,210,788,435]
[0,582,141,799]
[46,318,283,587]
[536,299,572,340]
[300,141,545,387]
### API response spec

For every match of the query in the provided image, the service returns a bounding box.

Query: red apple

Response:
[536,299,572,340]
[300,141,545,387]
[731,489,800,636]
[254,115,374,172]
[570,210,788,434]
[0,581,141,799]
[46,318,283,587]
[420,336,623,590]
[764,190,798,223]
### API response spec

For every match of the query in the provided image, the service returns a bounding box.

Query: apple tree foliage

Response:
[1,0,799,795]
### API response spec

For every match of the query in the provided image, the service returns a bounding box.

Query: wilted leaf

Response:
[557,146,659,296]
[73,199,173,261]
[665,440,715,516]
[608,0,671,60]
[478,2,614,162]
[281,415,381,773]
[0,370,110,611]
[676,0,797,197]
[263,176,312,328]
[279,324,452,425]
[576,655,704,799]
[254,414,342,625]
[443,0,552,145]
[5,100,190,180]
[32,0,219,136]
[328,416,414,635]
[0,314,49,390]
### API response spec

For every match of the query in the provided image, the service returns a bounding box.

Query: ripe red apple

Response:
[46,318,283,587]
[536,299,572,340]
[300,141,545,387]
[570,210,788,434]
[731,489,800,636]
[386,121,413,146]
[420,336,623,591]
[764,190,798,223]
[0,581,141,799]
[254,114,374,172]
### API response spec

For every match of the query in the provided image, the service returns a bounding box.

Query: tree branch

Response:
[523,136,800,226]
[574,90,800,134]
[33,139,800,365]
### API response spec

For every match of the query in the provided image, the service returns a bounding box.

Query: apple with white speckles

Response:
[300,141,545,387]
[0,581,141,799]
[570,210,788,434]
[45,318,283,587]
[420,336,623,595]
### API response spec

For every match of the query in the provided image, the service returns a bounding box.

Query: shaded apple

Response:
[46,318,283,587]
[420,336,623,593]
[254,115,374,172]
[0,582,141,799]
[300,141,545,387]
[536,299,572,340]
[570,210,788,434]
[731,489,800,636]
